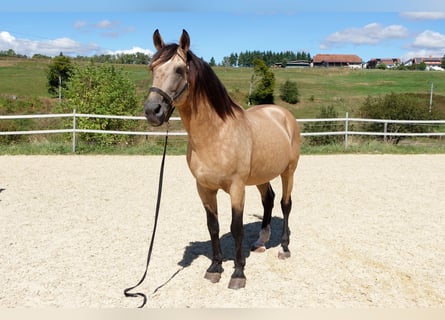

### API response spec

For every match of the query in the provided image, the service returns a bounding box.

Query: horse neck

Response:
[178,100,231,146]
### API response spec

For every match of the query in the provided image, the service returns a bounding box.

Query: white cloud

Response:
[73,20,88,29]
[0,30,100,56]
[400,12,445,20]
[95,20,117,29]
[412,30,445,49]
[401,30,445,60]
[322,23,409,48]
[0,31,16,44]
[106,46,153,56]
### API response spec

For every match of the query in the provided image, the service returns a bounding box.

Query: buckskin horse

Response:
[144,29,300,289]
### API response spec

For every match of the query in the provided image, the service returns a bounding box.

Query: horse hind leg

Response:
[278,168,295,260]
[251,182,275,253]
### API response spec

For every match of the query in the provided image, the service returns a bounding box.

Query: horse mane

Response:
[151,44,242,120]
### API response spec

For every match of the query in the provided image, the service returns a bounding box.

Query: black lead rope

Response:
[124,125,169,308]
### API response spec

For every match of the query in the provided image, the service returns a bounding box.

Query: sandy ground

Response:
[0,154,444,308]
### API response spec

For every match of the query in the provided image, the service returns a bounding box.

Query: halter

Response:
[148,82,188,121]
[148,52,189,120]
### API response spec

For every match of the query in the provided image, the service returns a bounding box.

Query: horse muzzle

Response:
[144,86,181,126]
[144,100,171,127]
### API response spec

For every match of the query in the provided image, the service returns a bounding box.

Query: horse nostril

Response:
[154,104,162,115]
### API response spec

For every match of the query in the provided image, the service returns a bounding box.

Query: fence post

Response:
[383,121,388,143]
[72,109,77,153]
[344,112,349,149]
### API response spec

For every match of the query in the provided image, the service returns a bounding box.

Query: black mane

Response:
[151,44,242,120]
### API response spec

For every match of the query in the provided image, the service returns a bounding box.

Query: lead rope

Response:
[124,124,170,308]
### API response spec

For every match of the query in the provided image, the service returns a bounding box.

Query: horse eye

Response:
[175,67,185,76]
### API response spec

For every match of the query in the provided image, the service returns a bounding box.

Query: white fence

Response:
[1,111,445,152]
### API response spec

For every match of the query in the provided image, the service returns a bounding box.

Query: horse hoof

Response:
[204,272,221,283]
[278,250,291,260]
[251,245,266,253]
[228,277,246,290]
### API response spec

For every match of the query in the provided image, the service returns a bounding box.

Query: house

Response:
[367,58,401,69]
[273,60,311,68]
[286,60,311,68]
[404,57,442,68]
[312,54,363,68]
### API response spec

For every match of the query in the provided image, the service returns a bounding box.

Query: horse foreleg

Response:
[228,183,246,289]
[252,182,275,252]
[197,183,223,283]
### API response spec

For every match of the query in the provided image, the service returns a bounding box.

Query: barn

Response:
[313,54,363,68]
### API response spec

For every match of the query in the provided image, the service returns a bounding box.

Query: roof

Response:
[369,58,401,65]
[313,54,362,64]
[413,57,442,65]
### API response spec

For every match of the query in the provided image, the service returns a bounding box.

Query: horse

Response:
[144,29,300,289]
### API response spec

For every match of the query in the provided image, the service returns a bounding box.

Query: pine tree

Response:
[249,59,275,105]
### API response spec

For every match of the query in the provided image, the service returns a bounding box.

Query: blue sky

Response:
[1,1,445,64]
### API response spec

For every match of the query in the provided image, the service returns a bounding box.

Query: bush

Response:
[360,92,439,143]
[61,63,139,146]
[304,105,343,146]
[279,80,299,104]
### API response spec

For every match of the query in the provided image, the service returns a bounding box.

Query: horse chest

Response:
[187,148,249,191]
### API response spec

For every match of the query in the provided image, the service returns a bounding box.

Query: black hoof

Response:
[204,272,221,283]
[228,277,246,289]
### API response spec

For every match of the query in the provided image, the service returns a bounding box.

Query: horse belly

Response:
[246,147,291,186]
[245,105,299,185]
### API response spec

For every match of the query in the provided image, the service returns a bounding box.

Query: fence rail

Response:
[1,111,444,152]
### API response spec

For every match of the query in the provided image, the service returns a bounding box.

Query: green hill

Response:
[1,57,445,119]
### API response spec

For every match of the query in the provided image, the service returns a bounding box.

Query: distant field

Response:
[1,57,445,118]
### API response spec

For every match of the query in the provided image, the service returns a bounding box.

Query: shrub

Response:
[304,105,343,146]
[279,80,299,104]
[61,63,139,146]
[360,92,439,143]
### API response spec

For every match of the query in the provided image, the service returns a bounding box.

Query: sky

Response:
[1,1,445,64]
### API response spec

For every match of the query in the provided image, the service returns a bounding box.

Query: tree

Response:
[0,49,16,57]
[209,57,216,67]
[281,58,288,68]
[249,59,275,105]
[62,63,139,146]
[279,80,299,104]
[441,55,445,69]
[376,63,387,70]
[47,53,73,98]
[416,61,427,71]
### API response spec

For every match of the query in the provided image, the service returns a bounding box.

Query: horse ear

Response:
[179,29,190,52]
[153,29,165,51]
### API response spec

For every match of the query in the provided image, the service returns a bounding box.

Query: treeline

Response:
[72,52,151,65]
[0,49,151,65]
[0,49,27,58]
[220,50,312,67]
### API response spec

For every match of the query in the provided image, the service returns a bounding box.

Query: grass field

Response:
[2,57,445,119]
[1,57,445,154]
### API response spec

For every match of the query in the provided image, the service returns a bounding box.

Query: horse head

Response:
[144,29,190,126]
